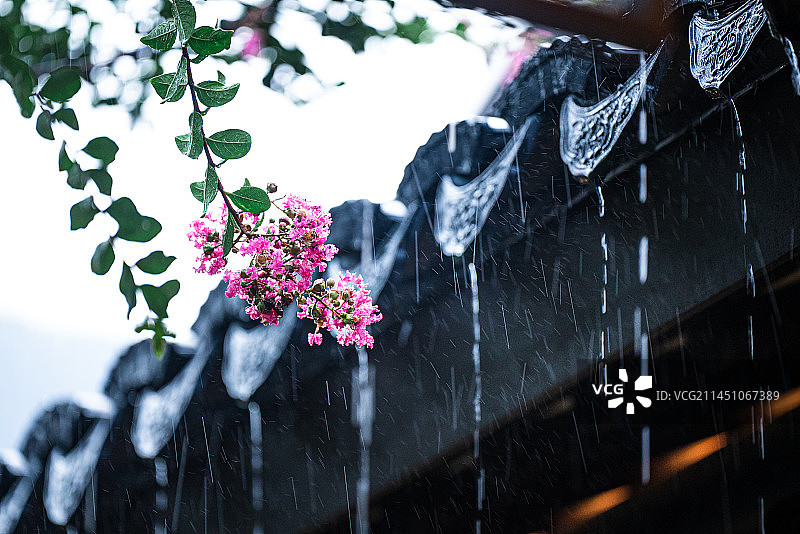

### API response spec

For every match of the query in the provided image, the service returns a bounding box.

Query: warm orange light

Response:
[769,386,800,419]
[656,432,728,476]
[561,485,631,526]
[547,387,800,534]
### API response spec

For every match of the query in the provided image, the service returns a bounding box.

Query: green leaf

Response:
[91,239,115,275]
[53,107,79,130]
[36,111,54,140]
[188,111,203,159]
[170,0,196,43]
[107,197,162,242]
[0,55,35,117]
[191,54,208,64]
[141,19,177,51]
[195,81,239,107]
[136,251,177,274]
[150,72,187,101]
[190,165,218,214]
[174,133,189,154]
[69,197,99,230]
[228,186,270,213]
[83,137,118,165]
[217,71,225,84]
[189,181,203,202]
[40,67,81,102]
[119,263,137,319]
[66,165,88,190]
[175,113,202,158]
[206,129,251,159]
[141,280,180,318]
[187,26,233,55]
[164,55,188,102]
[58,142,73,171]
[222,210,235,257]
[84,169,112,195]
[136,318,175,358]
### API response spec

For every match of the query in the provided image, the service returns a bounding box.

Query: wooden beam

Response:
[452,0,671,51]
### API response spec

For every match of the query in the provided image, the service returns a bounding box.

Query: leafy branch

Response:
[142,0,268,255]
[140,0,382,350]
[22,62,180,356]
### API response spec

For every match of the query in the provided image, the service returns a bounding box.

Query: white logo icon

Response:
[607,369,653,414]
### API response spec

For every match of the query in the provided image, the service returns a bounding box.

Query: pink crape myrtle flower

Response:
[297,271,382,349]
[187,205,228,275]
[189,192,379,348]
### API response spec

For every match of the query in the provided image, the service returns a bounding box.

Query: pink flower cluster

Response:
[187,206,228,275]
[297,271,382,349]
[188,194,381,348]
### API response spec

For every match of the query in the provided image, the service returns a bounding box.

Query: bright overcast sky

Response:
[0,0,516,449]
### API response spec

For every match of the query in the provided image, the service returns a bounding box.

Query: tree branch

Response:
[181,46,249,236]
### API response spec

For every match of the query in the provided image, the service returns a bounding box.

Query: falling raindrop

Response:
[639,163,648,203]
[601,233,608,315]
[154,457,168,534]
[731,99,757,365]
[641,425,651,485]
[352,347,375,534]
[468,263,483,533]
[747,264,756,298]
[634,307,642,356]
[597,186,605,218]
[641,333,649,377]
[249,402,264,534]
[731,99,748,235]
[638,50,648,145]
[639,237,649,285]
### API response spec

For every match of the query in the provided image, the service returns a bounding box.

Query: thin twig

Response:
[182,46,250,237]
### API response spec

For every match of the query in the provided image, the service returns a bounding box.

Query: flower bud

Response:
[326,278,335,288]
[266,183,278,193]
